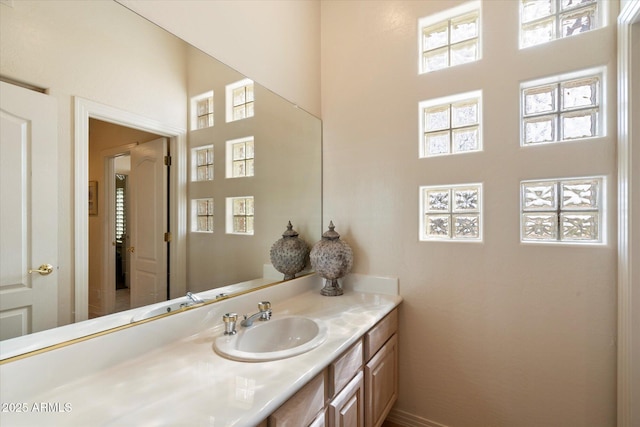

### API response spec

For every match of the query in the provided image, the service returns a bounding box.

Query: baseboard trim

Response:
[386,408,450,427]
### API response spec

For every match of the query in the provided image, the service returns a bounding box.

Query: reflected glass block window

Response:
[521,176,603,243]
[192,198,214,233]
[190,91,214,130]
[226,196,254,235]
[419,2,480,73]
[226,79,254,122]
[520,0,601,48]
[420,91,482,157]
[521,70,602,145]
[226,137,254,178]
[420,183,482,241]
[191,145,214,182]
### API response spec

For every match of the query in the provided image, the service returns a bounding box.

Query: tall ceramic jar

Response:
[269,221,309,280]
[310,221,353,296]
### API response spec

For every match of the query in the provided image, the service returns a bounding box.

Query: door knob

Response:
[28,264,54,275]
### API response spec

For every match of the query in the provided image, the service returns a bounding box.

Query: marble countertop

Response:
[0,274,401,426]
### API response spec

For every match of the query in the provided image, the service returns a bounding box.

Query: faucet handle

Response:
[258,301,272,321]
[258,301,271,312]
[222,312,238,335]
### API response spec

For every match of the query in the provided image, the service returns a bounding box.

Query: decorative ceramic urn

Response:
[310,221,353,296]
[270,221,309,280]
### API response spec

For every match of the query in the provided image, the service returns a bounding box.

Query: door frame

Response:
[617,2,639,426]
[74,97,187,322]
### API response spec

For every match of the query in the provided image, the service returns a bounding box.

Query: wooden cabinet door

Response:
[365,334,398,427]
[309,409,327,427]
[329,371,364,427]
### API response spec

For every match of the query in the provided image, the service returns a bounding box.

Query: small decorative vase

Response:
[310,221,353,296]
[270,221,309,280]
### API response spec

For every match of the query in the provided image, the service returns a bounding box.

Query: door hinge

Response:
[164,232,172,242]
[164,155,172,166]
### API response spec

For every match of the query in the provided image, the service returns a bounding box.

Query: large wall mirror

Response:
[0,0,321,359]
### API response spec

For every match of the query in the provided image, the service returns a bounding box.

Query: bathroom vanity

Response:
[266,307,398,427]
[0,274,401,426]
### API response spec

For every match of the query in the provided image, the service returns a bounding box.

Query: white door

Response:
[0,81,58,340]
[129,138,167,308]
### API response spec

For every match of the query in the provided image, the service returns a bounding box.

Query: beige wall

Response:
[0,0,187,326]
[118,0,322,117]
[321,1,618,426]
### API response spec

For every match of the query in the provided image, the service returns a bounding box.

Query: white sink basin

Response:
[130,302,187,322]
[214,316,328,362]
[131,300,207,322]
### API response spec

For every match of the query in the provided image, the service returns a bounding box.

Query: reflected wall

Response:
[186,46,321,290]
[1,0,188,325]
[0,0,321,339]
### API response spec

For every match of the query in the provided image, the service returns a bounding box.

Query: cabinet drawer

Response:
[269,370,327,427]
[330,339,363,397]
[364,309,397,360]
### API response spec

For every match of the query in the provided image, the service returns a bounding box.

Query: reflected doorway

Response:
[88,119,169,319]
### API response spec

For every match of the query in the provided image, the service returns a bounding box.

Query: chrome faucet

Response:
[185,292,205,305]
[241,301,272,327]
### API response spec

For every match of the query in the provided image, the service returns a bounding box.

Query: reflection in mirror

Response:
[0,0,321,359]
[88,118,167,317]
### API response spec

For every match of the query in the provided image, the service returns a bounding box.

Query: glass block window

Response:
[419,1,480,74]
[225,79,254,122]
[521,69,602,145]
[521,176,603,243]
[191,145,214,182]
[420,183,482,241]
[192,198,214,233]
[190,91,214,130]
[226,137,255,178]
[520,0,601,48]
[226,196,254,235]
[419,91,482,157]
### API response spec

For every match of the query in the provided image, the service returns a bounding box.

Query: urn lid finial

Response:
[322,221,340,240]
[282,220,299,238]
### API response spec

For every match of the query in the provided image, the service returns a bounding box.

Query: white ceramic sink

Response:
[130,302,187,322]
[131,299,208,322]
[214,315,328,362]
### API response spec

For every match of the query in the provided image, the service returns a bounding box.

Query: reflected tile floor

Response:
[88,288,130,319]
[115,288,130,313]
